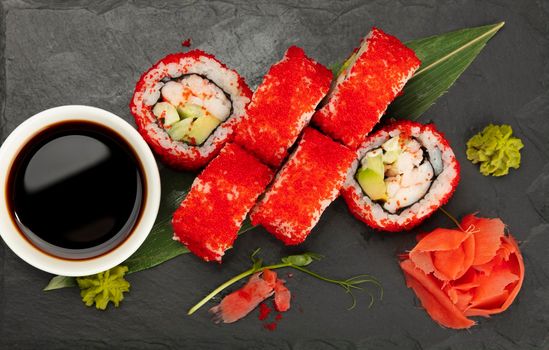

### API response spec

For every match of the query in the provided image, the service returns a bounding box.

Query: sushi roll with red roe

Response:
[172,143,273,262]
[341,120,460,232]
[130,50,252,171]
[234,46,332,168]
[171,47,332,261]
[251,127,356,245]
[313,28,421,150]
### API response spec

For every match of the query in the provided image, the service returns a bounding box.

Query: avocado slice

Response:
[356,168,387,201]
[177,103,204,119]
[167,118,193,141]
[187,115,221,145]
[382,136,400,151]
[337,52,357,77]
[152,102,180,126]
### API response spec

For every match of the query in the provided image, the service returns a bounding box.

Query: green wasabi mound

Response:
[77,266,130,310]
[466,124,523,177]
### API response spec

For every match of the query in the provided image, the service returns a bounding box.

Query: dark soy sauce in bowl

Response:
[6,121,144,260]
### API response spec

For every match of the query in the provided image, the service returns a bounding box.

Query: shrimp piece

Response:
[384,162,433,213]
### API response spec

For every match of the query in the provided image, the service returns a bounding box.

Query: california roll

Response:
[130,50,252,171]
[172,143,273,262]
[313,28,420,150]
[251,127,356,245]
[342,121,460,231]
[234,46,332,168]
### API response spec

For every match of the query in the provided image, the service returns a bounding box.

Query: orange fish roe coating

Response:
[313,28,421,150]
[172,143,274,262]
[234,46,333,168]
[251,128,356,245]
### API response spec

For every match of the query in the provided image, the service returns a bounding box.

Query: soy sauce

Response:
[6,121,144,260]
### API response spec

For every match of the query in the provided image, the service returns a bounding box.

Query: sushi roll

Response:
[130,50,252,171]
[234,46,332,168]
[251,127,356,245]
[341,120,460,232]
[313,28,421,150]
[172,143,273,262]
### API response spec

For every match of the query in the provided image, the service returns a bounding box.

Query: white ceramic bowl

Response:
[0,105,161,276]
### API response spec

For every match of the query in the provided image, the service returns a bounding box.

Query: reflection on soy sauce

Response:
[7,121,145,260]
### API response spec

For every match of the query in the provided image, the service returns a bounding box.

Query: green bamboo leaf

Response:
[122,162,258,273]
[123,166,193,274]
[43,275,77,291]
[124,165,256,273]
[387,22,504,119]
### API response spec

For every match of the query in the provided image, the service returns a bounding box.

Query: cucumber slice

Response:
[382,136,400,152]
[153,102,180,126]
[187,115,221,145]
[167,118,193,141]
[381,137,401,164]
[177,103,204,119]
[364,152,385,177]
[337,52,357,77]
[382,150,400,164]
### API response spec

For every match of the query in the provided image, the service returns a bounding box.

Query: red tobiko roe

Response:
[258,302,272,321]
[181,38,192,47]
[400,214,524,329]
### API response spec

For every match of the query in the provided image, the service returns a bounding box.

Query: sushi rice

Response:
[130,50,252,171]
[342,120,460,232]
[171,46,332,261]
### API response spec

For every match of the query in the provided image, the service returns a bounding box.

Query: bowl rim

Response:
[0,105,161,276]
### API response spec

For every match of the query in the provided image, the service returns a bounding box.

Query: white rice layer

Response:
[131,54,250,160]
[344,125,458,228]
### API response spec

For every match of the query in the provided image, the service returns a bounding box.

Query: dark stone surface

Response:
[0,0,548,348]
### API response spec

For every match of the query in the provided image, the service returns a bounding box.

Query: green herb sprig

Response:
[187,249,382,315]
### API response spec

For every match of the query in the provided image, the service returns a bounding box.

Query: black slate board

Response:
[1,0,548,349]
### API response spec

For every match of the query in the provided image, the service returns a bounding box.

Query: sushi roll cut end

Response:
[251,127,356,245]
[342,121,460,232]
[130,50,252,171]
[172,143,274,262]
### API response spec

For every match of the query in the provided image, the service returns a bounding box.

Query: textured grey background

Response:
[1,0,548,349]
